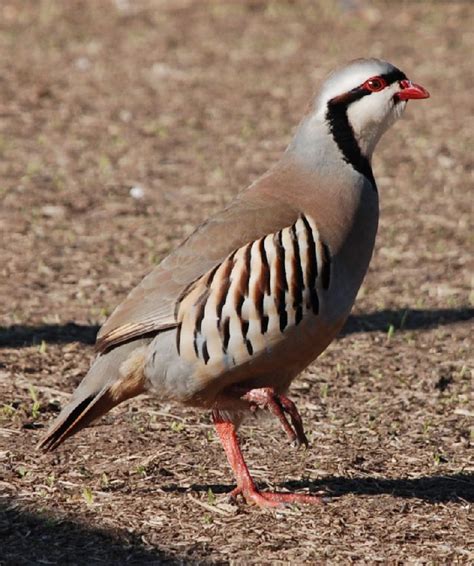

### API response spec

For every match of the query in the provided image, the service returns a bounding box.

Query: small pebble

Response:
[75,57,91,71]
[130,185,145,200]
[41,205,66,218]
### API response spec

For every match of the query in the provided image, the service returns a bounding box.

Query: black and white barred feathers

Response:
[176,214,331,370]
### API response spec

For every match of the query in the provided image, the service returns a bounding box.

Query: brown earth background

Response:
[0,1,472,564]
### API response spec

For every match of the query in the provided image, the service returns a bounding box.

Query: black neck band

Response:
[326,91,376,189]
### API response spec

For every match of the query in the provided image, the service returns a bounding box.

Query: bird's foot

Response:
[229,485,321,508]
[241,387,309,448]
[213,411,319,509]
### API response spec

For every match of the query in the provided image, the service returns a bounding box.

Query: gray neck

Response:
[285,115,349,172]
[284,112,376,190]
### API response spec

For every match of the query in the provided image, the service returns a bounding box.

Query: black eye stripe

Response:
[381,69,407,86]
[365,69,406,91]
[358,70,407,95]
[330,68,408,106]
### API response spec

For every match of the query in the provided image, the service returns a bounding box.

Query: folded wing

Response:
[95,193,300,353]
[176,214,331,373]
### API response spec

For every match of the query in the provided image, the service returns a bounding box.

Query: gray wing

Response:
[95,192,300,353]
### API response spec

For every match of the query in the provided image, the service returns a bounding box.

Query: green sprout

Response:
[82,487,94,505]
[28,385,41,419]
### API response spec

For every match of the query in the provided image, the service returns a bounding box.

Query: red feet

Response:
[229,485,322,508]
[212,401,320,508]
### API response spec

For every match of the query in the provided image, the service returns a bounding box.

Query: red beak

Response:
[396,79,430,101]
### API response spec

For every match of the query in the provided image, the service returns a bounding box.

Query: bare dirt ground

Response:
[0,1,472,564]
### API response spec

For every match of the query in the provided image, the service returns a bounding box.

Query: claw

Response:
[227,481,321,508]
[278,393,309,448]
[240,387,309,447]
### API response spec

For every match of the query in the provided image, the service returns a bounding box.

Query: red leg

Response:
[212,410,321,508]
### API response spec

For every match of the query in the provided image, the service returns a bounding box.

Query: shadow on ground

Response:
[1,475,471,565]
[0,500,187,566]
[1,307,473,349]
[164,472,474,504]
[0,322,99,349]
[341,307,474,336]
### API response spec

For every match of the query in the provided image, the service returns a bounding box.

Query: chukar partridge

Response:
[39,59,429,507]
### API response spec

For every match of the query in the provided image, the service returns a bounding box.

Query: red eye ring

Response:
[364,76,387,92]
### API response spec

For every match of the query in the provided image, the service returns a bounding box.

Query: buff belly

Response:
[143,309,347,409]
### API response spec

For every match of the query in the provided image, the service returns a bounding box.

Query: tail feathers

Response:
[38,343,149,452]
[38,387,116,451]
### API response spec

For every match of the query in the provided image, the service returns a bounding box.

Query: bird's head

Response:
[316,58,430,159]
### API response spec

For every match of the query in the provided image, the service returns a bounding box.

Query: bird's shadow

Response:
[340,306,473,336]
[164,472,474,504]
[1,307,472,349]
[0,500,188,565]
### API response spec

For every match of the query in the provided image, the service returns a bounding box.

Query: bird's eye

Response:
[364,77,387,92]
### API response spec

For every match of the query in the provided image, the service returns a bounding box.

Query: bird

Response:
[39,58,429,507]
